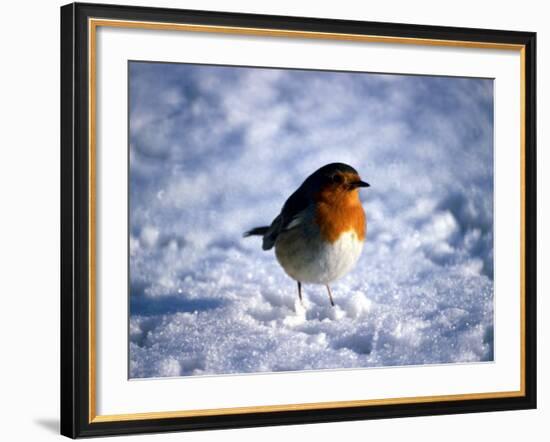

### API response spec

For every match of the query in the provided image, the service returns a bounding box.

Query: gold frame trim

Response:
[88,18,527,424]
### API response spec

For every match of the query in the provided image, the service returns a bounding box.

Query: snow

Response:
[128,62,494,378]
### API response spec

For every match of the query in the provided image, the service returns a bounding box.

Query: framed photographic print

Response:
[60,2,537,438]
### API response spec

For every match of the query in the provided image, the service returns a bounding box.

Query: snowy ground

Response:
[128,62,494,378]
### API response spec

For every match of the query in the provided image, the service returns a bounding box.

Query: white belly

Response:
[275,229,364,285]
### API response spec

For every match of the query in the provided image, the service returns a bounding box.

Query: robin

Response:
[244,163,369,307]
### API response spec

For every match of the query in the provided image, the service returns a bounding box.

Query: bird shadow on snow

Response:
[130,295,224,317]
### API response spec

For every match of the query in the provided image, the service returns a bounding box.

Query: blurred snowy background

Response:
[128,61,494,378]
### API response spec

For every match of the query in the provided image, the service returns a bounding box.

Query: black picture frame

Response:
[61,2,537,438]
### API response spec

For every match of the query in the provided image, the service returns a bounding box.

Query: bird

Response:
[244,163,369,307]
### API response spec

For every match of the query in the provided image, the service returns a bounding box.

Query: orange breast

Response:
[314,189,366,243]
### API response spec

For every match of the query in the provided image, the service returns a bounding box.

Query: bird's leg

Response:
[297,281,304,306]
[326,285,335,307]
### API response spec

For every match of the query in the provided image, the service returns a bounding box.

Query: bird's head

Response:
[306,163,369,202]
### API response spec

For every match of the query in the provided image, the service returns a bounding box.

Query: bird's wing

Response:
[261,188,309,250]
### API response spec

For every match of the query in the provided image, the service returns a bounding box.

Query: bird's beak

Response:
[353,180,370,188]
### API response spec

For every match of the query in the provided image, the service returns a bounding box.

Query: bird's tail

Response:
[243,226,269,237]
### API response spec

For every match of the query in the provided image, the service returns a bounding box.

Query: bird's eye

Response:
[332,174,344,184]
